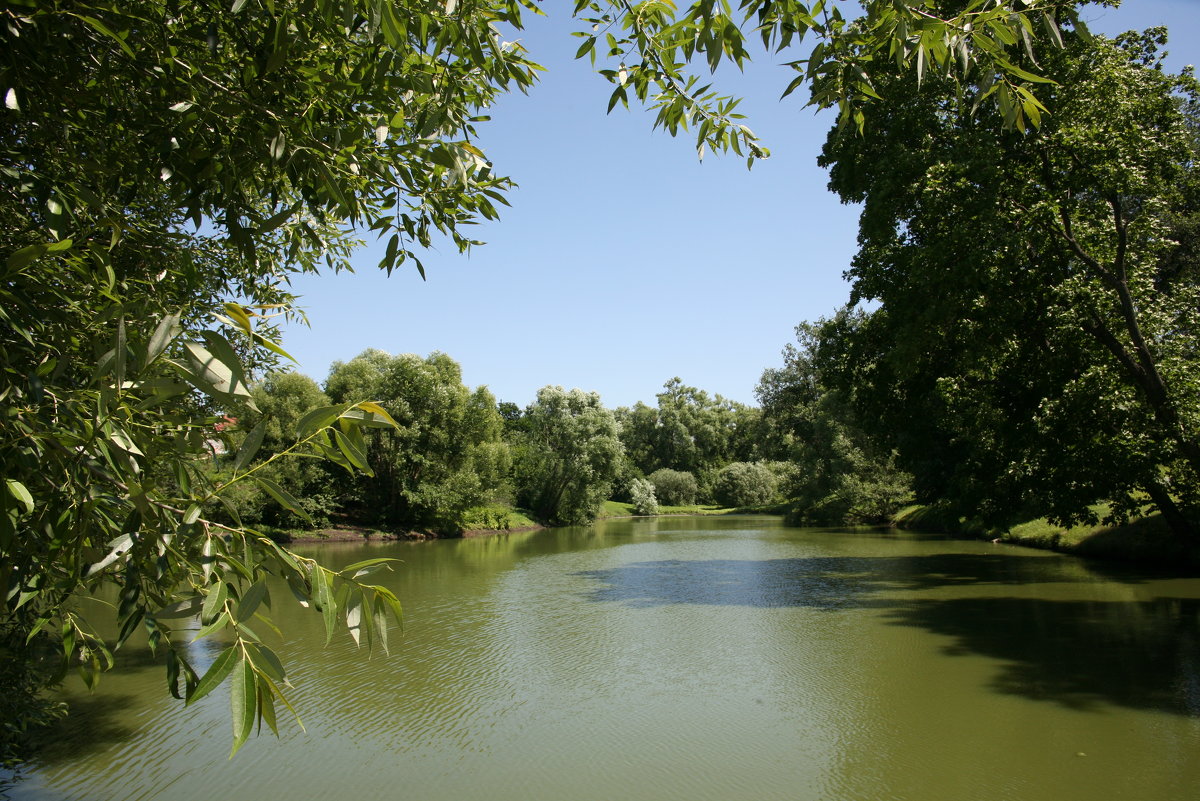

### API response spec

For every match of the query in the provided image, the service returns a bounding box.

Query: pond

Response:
[8,516,1200,801]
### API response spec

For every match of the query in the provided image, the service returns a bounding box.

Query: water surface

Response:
[10,516,1200,800]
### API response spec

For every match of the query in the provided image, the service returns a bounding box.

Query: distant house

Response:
[206,416,238,457]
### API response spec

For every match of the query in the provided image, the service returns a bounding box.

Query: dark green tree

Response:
[758,315,912,525]
[819,29,1200,534]
[325,350,508,533]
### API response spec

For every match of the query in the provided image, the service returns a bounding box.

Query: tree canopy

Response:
[816,28,1200,534]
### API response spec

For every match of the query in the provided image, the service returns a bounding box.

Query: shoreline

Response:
[274,523,545,543]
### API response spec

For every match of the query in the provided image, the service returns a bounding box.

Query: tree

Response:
[1,0,538,757]
[616,378,761,480]
[572,0,1099,160]
[817,29,1200,534]
[629,477,660,516]
[712,461,778,507]
[324,350,508,533]
[514,387,624,525]
[648,468,700,506]
[212,372,341,529]
[757,316,912,524]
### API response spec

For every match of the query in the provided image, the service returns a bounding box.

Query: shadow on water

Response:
[573,554,1138,609]
[27,691,142,765]
[885,595,1200,716]
[573,554,1200,717]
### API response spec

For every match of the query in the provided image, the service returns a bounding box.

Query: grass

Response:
[895,502,1200,567]
[600,500,784,518]
[460,504,538,532]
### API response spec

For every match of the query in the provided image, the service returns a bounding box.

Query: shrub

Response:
[630,478,660,516]
[713,462,778,507]
[648,468,698,506]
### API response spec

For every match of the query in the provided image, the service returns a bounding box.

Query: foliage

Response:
[648,468,700,506]
[712,461,778,507]
[0,626,66,770]
[1,0,544,756]
[572,0,1102,164]
[324,350,508,534]
[514,386,624,526]
[629,477,660,516]
[0,0,1113,760]
[818,29,1200,535]
[758,316,913,525]
[210,372,339,529]
[616,378,762,478]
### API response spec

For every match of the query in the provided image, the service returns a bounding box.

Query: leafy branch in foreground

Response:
[2,0,542,760]
[4,292,405,756]
[572,0,1103,163]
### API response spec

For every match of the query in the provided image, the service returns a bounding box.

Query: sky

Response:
[278,1,1200,410]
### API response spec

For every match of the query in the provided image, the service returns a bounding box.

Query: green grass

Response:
[895,502,1200,567]
[461,504,538,531]
[600,500,779,518]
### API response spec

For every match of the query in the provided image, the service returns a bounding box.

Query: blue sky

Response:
[278,1,1200,410]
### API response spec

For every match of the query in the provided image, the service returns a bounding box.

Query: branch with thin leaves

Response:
[3,290,408,756]
[573,0,1093,153]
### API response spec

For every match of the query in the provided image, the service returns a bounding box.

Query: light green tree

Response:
[515,387,625,525]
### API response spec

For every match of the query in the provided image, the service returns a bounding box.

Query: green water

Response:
[9,516,1200,800]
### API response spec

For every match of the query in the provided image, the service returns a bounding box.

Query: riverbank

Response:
[893,504,1200,568]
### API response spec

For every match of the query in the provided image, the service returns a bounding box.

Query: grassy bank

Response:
[600,500,792,518]
[893,504,1200,567]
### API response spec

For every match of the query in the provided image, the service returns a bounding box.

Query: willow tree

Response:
[0,0,539,759]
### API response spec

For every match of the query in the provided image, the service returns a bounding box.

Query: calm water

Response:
[9,516,1200,801]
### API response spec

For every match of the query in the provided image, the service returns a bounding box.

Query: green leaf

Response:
[230,657,257,757]
[253,334,297,364]
[236,579,269,622]
[344,592,363,646]
[340,557,397,579]
[156,595,203,619]
[311,567,336,644]
[333,428,370,473]
[232,419,266,474]
[202,581,229,624]
[87,533,133,576]
[182,503,202,526]
[187,645,238,706]
[5,479,34,514]
[5,239,72,276]
[144,313,181,368]
[179,341,252,401]
[258,674,280,735]
[253,476,312,524]
[193,611,231,641]
[245,642,286,682]
[74,15,135,58]
[295,404,347,439]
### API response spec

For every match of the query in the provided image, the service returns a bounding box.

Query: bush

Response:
[713,462,778,507]
[630,478,660,516]
[648,468,698,506]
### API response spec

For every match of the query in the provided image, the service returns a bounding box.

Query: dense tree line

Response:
[218,363,807,536]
